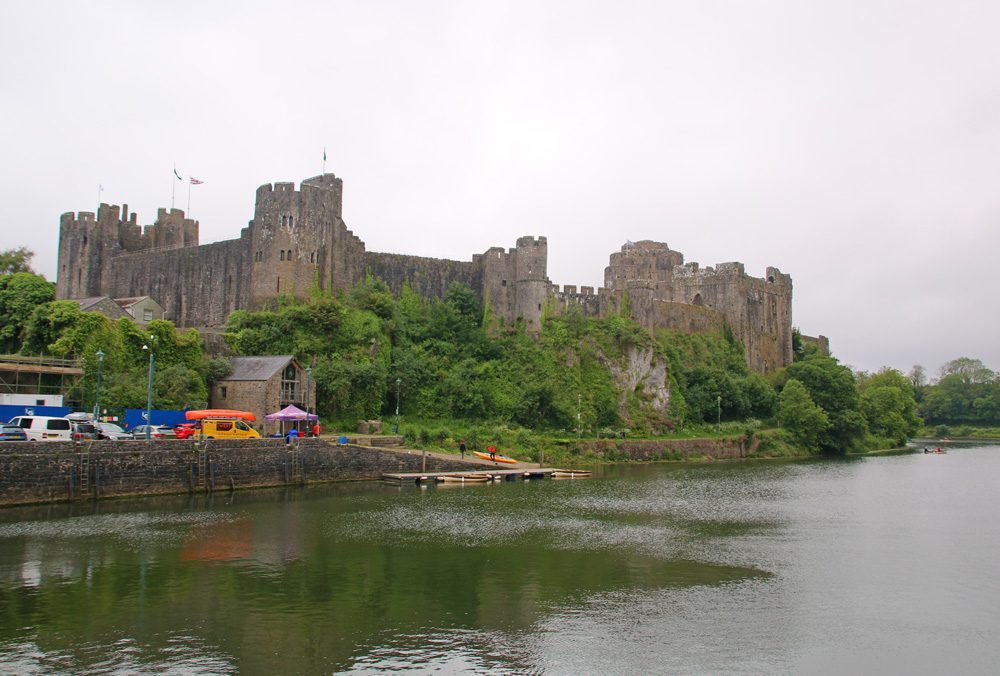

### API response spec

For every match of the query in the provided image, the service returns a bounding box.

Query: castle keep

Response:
[56,173,793,372]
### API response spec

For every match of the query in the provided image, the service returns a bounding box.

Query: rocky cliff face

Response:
[604,345,672,431]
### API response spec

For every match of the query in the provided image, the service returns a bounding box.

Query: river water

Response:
[1,446,999,674]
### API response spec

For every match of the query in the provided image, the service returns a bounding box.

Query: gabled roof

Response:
[224,355,297,381]
[76,296,113,311]
[114,296,160,309]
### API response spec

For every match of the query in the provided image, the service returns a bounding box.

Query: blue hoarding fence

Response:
[123,409,189,431]
[0,405,73,423]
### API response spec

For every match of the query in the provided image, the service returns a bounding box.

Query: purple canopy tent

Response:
[264,405,318,436]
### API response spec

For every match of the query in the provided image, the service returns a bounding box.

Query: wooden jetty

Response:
[382,468,566,485]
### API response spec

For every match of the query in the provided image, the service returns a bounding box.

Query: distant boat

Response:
[551,469,593,479]
[473,451,518,464]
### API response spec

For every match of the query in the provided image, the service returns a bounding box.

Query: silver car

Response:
[130,425,178,439]
[97,422,132,440]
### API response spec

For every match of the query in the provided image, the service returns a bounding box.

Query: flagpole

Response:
[171,164,177,209]
[187,179,192,215]
[322,147,326,175]
[98,184,103,207]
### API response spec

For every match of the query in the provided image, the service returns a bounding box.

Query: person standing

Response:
[312,421,320,438]
[459,440,466,459]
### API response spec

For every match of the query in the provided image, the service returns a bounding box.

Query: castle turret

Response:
[513,236,549,329]
[248,173,364,307]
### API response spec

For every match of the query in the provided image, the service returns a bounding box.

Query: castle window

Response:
[538,304,542,311]
[83,236,88,246]
[311,252,315,263]
[289,216,294,227]
[280,251,285,261]
[277,277,280,292]
[287,250,293,260]
[282,216,287,226]
[501,280,507,287]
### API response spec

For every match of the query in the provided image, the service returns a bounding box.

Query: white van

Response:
[8,416,73,441]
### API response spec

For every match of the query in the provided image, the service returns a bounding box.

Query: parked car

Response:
[200,418,260,439]
[130,425,177,439]
[8,416,73,441]
[174,422,198,440]
[97,422,132,440]
[0,424,28,441]
[66,412,99,442]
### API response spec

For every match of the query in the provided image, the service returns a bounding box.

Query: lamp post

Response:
[395,378,401,418]
[93,349,105,420]
[142,336,155,441]
[305,366,312,415]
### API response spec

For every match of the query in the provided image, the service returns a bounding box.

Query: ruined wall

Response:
[597,241,793,372]
[103,236,249,328]
[363,252,481,299]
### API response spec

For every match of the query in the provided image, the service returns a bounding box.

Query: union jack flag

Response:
[190,177,204,185]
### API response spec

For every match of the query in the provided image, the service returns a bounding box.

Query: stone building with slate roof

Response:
[209,355,316,434]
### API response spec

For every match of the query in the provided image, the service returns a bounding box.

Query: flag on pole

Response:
[190,177,204,185]
[323,148,327,162]
[174,168,183,181]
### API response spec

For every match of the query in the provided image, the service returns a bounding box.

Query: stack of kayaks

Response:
[472,451,518,464]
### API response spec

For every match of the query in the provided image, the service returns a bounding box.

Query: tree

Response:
[0,273,56,352]
[858,368,921,445]
[0,247,34,275]
[908,364,926,389]
[785,355,867,454]
[937,357,995,385]
[778,379,829,452]
[920,357,1000,425]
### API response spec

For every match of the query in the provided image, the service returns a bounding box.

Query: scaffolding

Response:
[0,354,84,398]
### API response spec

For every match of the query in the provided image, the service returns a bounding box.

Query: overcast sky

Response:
[2,1,998,376]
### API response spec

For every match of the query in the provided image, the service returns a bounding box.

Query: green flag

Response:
[174,167,182,181]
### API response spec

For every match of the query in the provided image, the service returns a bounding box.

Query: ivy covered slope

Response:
[224,277,777,436]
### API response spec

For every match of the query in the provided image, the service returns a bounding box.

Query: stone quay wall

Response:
[0,439,488,507]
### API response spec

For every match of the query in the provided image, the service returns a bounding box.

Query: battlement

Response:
[516,235,547,248]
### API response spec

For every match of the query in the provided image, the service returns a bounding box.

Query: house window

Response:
[143,309,153,321]
[281,364,299,403]
[220,386,227,399]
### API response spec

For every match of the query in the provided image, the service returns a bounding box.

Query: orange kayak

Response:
[473,451,518,464]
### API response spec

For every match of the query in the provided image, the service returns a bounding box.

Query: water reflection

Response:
[2,449,1000,673]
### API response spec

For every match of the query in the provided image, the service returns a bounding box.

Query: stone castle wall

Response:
[363,252,482,299]
[56,175,795,372]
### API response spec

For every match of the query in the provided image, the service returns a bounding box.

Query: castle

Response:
[56,173,794,372]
